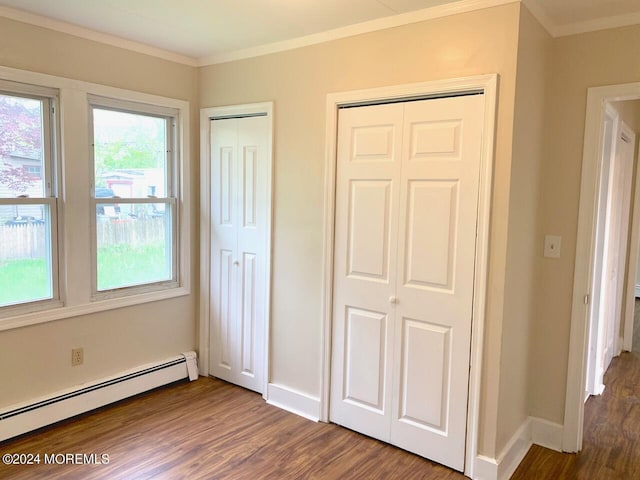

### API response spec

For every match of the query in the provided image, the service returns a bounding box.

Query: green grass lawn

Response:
[0,258,50,307]
[97,244,170,291]
[0,244,170,306]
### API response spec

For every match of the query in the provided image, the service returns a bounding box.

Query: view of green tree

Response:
[93,109,165,184]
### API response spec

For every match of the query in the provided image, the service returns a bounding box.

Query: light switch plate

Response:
[544,235,562,258]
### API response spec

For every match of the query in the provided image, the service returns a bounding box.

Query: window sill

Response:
[0,286,190,332]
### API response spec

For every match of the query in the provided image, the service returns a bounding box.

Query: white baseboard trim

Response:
[266,383,321,422]
[495,418,532,480]
[474,455,499,480]
[473,416,563,480]
[635,284,640,297]
[530,417,563,452]
[0,353,196,442]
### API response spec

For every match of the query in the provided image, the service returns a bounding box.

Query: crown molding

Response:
[0,5,198,67]
[197,0,519,66]
[520,0,556,36]
[554,10,640,37]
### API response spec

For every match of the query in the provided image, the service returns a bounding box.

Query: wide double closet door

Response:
[330,94,484,471]
[209,115,269,394]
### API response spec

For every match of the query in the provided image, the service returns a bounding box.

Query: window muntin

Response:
[90,103,177,294]
[0,89,58,309]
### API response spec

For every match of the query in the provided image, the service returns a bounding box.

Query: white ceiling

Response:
[0,0,638,65]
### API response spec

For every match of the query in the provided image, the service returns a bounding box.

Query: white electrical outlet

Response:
[71,348,84,366]
[544,235,562,258]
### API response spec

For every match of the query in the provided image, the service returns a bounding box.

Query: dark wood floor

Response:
[0,377,464,479]
[2,351,640,479]
[512,351,640,479]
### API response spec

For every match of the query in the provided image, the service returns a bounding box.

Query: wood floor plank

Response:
[512,351,640,479]
[0,378,464,479]
[3,351,639,479]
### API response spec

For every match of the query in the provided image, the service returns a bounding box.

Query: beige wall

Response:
[531,24,640,423]
[200,4,521,457]
[0,17,199,406]
[497,5,551,453]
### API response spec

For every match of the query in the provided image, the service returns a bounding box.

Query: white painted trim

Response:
[554,11,640,38]
[495,418,532,480]
[564,82,640,453]
[530,417,563,452]
[635,285,640,298]
[200,0,517,65]
[266,383,321,422]
[623,127,639,352]
[0,5,198,66]
[474,455,499,480]
[0,65,191,332]
[0,354,193,442]
[472,417,563,480]
[521,0,557,37]
[319,74,498,480]
[198,102,274,398]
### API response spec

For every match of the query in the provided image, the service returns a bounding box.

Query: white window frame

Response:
[0,80,63,317]
[88,96,180,299]
[0,66,190,332]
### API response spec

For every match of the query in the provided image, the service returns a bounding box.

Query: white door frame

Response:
[199,102,274,399]
[564,82,640,453]
[585,102,618,398]
[621,123,638,353]
[319,74,497,478]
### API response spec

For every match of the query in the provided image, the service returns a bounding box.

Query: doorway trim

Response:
[198,102,274,399]
[564,82,640,452]
[621,123,638,353]
[319,74,497,478]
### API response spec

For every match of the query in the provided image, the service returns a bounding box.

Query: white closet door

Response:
[210,115,269,393]
[390,95,483,470]
[330,103,404,440]
[330,94,484,472]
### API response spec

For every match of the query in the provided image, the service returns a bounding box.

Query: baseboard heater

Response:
[0,352,198,443]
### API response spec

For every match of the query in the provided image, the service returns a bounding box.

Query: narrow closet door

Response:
[330,103,404,441]
[210,115,269,394]
[390,95,484,471]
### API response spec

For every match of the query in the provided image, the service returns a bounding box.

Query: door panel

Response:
[347,180,392,280]
[331,94,484,472]
[210,115,269,394]
[398,317,451,431]
[331,103,403,441]
[344,307,388,411]
[391,96,483,471]
[404,180,458,290]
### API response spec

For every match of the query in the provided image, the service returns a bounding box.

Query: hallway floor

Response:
[512,350,640,479]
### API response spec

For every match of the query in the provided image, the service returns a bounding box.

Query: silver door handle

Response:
[233,260,240,266]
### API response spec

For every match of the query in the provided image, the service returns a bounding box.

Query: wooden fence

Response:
[96,217,167,248]
[0,224,46,261]
[0,218,167,261]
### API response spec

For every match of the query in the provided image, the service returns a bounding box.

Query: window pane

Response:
[93,109,167,199]
[0,94,45,198]
[96,203,173,291]
[0,204,53,307]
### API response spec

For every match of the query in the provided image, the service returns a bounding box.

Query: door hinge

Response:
[584,294,589,305]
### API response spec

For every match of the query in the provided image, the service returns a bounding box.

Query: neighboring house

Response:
[0,152,44,222]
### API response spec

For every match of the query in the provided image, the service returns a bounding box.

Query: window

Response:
[89,98,178,295]
[0,68,190,329]
[0,84,59,310]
